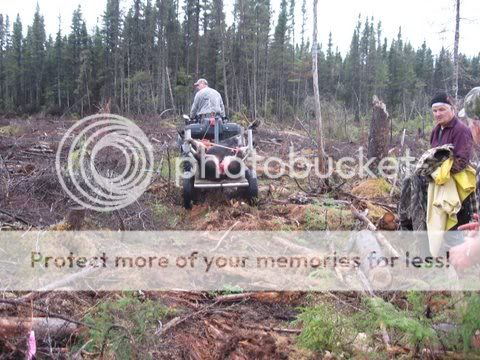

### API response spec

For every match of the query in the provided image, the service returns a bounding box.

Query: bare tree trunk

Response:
[185,28,190,77]
[119,57,124,113]
[453,0,460,101]
[246,61,253,118]
[195,0,200,79]
[166,67,175,112]
[57,75,61,108]
[220,26,229,112]
[114,51,118,109]
[253,46,257,120]
[367,95,389,168]
[161,66,167,110]
[291,8,296,114]
[280,51,285,119]
[232,62,241,111]
[264,45,269,117]
[127,50,131,114]
[312,0,326,173]
[85,68,91,111]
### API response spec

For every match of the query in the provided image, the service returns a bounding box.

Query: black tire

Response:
[245,169,258,205]
[183,176,195,209]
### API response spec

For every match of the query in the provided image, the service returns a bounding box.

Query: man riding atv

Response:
[189,78,226,122]
[179,78,257,209]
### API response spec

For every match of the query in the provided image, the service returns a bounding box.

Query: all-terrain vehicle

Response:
[179,114,258,209]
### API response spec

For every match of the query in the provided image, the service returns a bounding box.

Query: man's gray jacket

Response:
[189,87,226,118]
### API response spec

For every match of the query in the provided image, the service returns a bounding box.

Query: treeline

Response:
[0,0,479,120]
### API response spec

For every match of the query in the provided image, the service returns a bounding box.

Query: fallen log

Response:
[259,139,282,146]
[20,151,55,157]
[210,220,240,252]
[241,324,302,334]
[0,299,90,329]
[341,191,397,212]
[20,266,99,302]
[351,230,392,289]
[214,292,281,303]
[160,301,221,335]
[0,209,34,227]
[0,317,78,339]
[350,205,400,258]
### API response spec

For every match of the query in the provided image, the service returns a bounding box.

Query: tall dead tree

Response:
[312,0,326,173]
[215,0,229,112]
[195,0,201,78]
[453,0,460,101]
[367,95,389,168]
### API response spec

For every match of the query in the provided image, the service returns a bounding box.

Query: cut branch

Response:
[350,205,400,258]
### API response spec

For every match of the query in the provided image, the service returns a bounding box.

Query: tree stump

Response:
[66,207,86,230]
[367,96,389,169]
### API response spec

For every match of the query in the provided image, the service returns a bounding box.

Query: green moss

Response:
[303,203,354,230]
[151,201,180,228]
[304,205,327,230]
[377,178,392,193]
[0,125,23,136]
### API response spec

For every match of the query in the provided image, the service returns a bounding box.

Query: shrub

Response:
[81,294,176,359]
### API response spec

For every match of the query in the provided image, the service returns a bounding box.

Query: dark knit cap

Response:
[430,92,454,107]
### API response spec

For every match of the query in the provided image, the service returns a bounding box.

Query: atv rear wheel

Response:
[183,174,195,209]
[245,169,258,205]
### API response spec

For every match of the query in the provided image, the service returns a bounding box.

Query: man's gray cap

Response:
[194,78,208,86]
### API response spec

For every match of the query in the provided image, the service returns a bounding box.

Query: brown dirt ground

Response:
[0,116,433,358]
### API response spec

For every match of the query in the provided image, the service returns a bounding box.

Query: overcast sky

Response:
[1,0,479,56]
